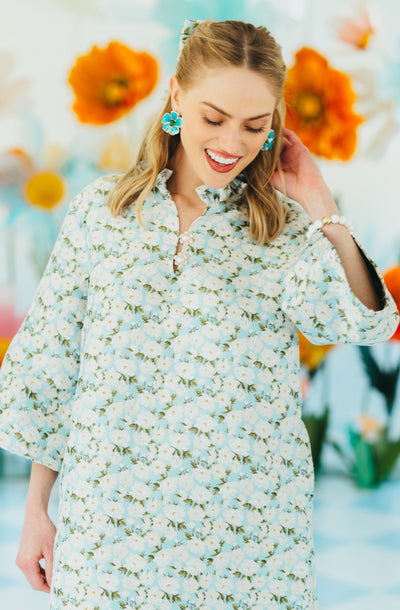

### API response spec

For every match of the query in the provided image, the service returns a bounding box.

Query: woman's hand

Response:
[16,509,57,594]
[271,128,339,220]
[272,129,382,310]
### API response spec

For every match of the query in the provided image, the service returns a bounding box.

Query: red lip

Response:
[204,149,241,173]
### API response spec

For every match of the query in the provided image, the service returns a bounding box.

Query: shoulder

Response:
[264,191,312,260]
[273,191,311,239]
[68,174,121,222]
[76,174,120,205]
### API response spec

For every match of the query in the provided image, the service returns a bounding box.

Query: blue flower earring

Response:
[261,129,275,150]
[161,111,182,135]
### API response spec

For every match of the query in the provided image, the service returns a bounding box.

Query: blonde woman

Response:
[0,19,398,610]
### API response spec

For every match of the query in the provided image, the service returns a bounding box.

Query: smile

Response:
[206,149,240,165]
[205,148,241,173]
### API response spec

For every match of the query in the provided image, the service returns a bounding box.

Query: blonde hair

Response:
[107,19,288,244]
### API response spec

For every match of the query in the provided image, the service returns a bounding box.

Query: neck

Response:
[166,144,204,207]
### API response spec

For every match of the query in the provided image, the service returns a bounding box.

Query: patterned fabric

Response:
[0,169,398,609]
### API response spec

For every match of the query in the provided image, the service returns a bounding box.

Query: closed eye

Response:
[246,125,267,133]
[202,116,222,126]
[201,116,267,134]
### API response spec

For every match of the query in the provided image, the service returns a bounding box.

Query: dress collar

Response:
[155,167,248,210]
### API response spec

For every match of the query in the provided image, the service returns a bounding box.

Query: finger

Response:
[282,133,293,147]
[282,127,294,139]
[21,559,50,593]
[282,128,303,147]
[44,550,54,588]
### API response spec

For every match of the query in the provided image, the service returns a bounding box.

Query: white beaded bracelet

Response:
[306,214,354,241]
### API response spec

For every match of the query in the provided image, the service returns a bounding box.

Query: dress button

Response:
[178,231,194,245]
[173,251,188,267]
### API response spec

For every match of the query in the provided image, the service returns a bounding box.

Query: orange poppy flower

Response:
[0,302,25,368]
[284,47,363,161]
[68,41,158,125]
[298,331,334,373]
[383,265,400,341]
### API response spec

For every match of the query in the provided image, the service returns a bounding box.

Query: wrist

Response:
[25,492,50,515]
[306,214,354,241]
[300,188,339,222]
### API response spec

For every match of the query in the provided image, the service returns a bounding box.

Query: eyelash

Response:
[201,116,266,134]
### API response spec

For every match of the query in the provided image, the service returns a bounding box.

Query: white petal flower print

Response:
[234,366,256,384]
[250,491,269,509]
[24,426,41,443]
[1,179,392,606]
[109,428,131,447]
[228,437,250,456]
[145,588,166,606]
[194,413,216,433]
[270,577,288,596]
[279,511,296,528]
[190,485,213,504]
[293,560,310,579]
[97,572,119,592]
[162,503,185,523]
[185,557,206,576]
[8,344,28,362]
[293,260,310,279]
[175,360,196,379]
[222,507,244,526]
[153,551,177,576]
[255,420,274,439]
[46,432,65,451]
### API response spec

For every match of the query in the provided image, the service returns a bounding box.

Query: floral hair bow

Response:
[178,19,204,59]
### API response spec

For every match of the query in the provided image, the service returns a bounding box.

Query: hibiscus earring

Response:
[261,129,275,150]
[161,111,182,135]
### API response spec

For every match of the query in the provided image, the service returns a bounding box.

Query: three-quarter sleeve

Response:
[0,185,92,471]
[280,206,399,346]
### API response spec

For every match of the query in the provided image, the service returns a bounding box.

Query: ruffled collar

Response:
[155,167,248,210]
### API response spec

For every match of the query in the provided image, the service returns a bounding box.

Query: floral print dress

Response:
[0,168,398,610]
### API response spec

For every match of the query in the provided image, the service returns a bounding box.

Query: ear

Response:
[169,75,182,114]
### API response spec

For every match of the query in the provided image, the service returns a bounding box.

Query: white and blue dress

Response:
[0,168,398,609]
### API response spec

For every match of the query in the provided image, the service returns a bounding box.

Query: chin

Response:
[202,166,245,189]
[210,172,243,190]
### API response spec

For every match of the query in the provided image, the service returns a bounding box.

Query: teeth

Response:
[206,149,239,165]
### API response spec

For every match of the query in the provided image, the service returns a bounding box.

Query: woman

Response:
[0,19,398,610]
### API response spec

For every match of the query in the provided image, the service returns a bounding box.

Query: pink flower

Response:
[0,50,32,114]
[335,6,375,50]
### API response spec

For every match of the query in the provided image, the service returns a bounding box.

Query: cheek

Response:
[181,122,207,150]
[246,137,265,157]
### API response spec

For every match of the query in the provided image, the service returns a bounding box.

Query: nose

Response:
[219,125,243,155]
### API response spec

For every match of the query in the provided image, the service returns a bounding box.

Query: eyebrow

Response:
[201,101,271,121]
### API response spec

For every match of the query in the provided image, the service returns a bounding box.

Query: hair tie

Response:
[178,19,204,60]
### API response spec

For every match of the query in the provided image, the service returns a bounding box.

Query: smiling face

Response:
[169,65,277,190]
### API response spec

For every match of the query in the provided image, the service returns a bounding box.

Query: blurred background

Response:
[0,0,400,608]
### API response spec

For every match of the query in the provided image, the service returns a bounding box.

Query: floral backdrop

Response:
[0,0,399,480]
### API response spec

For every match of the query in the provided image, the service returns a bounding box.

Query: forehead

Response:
[183,65,277,113]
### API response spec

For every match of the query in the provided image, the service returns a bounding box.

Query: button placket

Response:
[173,230,194,269]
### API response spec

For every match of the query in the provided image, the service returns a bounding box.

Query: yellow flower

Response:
[383,265,400,341]
[98,133,135,171]
[68,41,158,125]
[24,171,66,211]
[0,337,10,367]
[356,413,385,442]
[298,331,334,373]
[284,47,363,160]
